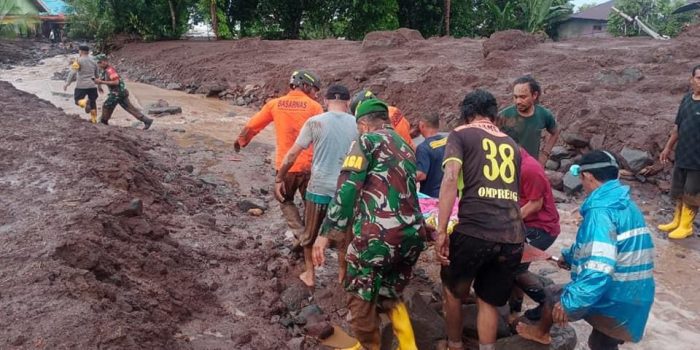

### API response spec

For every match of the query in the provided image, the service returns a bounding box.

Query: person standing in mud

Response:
[64,45,99,123]
[234,70,323,234]
[93,54,153,130]
[312,99,426,350]
[436,89,524,350]
[509,147,560,320]
[415,112,446,198]
[658,65,700,240]
[350,89,415,149]
[517,150,655,350]
[498,76,560,166]
[274,84,357,288]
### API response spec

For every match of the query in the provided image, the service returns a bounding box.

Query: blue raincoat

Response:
[561,180,655,342]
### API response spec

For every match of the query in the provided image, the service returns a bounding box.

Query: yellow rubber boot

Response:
[338,342,362,350]
[387,302,417,350]
[78,97,88,109]
[89,109,97,124]
[658,202,682,232]
[669,204,696,239]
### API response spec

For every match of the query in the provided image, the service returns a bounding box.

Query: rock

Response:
[51,91,74,98]
[596,67,644,85]
[294,304,324,325]
[362,28,424,50]
[563,172,583,194]
[235,97,246,106]
[462,304,511,339]
[620,147,653,173]
[193,213,216,227]
[496,324,577,350]
[482,30,539,58]
[166,82,182,90]
[550,146,572,161]
[552,189,569,203]
[406,292,446,350]
[248,208,264,216]
[658,180,671,193]
[172,128,186,133]
[280,285,311,312]
[304,321,334,339]
[589,134,605,150]
[114,198,143,217]
[184,165,194,173]
[545,170,564,191]
[200,83,227,97]
[545,160,559,171]
[147,106,182,116]
[559,158,574,172]
[238,198,268,212]
[286,337,305,350]
[561,132,589,148]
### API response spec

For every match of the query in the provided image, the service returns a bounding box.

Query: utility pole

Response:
[444,0,451,36]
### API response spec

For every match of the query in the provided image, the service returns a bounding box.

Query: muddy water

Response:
[3,55,700,349]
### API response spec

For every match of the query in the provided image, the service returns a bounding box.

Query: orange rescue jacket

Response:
[238,90,323,172]
[388,106,414,149]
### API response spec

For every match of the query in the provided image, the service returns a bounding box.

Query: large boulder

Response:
[362,28,424,50]
[545,170,564,191]
[550,146,573,161]
[562,132,590,148]
[620,147,653,173]
[563,172,583,194]
[482,30,540,58]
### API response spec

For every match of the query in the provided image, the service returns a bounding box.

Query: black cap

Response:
[79,45,90,52]
[325,84,350,101]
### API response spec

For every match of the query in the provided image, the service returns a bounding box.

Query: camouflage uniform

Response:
[320,127,427,302]
[99,65,151,126]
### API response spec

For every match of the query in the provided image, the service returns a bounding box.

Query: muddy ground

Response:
[1,29,700,350]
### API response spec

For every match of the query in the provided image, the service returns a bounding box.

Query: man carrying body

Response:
[64,45,99,123]
[312,99,426,350]
[437,89,525,350]
[93,55,153,130]
[498,76,560,166]
[350,89,414,148]
[510,148,560,319]
[416,113,446,198]
[275,85,357,288]
[235,70,323,232]
[517,150,655,350]
[658,64,700,239]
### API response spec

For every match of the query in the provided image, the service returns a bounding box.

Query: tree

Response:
[397,0,443,37]
[577,2,598,11]
[345,0,399,40]
[520,0,573,33]
[444,0,451,35]
[607,0,694,37]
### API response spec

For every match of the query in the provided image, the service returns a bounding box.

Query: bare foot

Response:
[337,271,346,285]
[299,270,314,288]
[516,322,551,345]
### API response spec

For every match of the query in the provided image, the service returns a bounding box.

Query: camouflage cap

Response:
[93,54,108,62]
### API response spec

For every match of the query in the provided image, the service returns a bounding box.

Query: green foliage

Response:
[485,0,517,32]
[0,0,40,37]
[397,0,443,37]
[345,0,399,40]
[520,0,573,33]
[607,0,694,37]
[577,2,598,11]
[65,0,195,43]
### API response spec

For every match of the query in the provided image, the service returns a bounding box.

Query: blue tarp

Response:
[38,0,68,15]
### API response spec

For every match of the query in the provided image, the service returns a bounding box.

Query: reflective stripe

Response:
[442,157,463,166]
[576,261,614,275]
[613,269,654,282]
[617,227,648,241]
[575,241,616,260]
[617,248,654,267]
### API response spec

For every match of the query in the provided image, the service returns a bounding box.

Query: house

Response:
[0,0,67,38]
[556,1,615,40]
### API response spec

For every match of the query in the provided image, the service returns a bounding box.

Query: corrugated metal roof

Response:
[37,0,68,15]
[570,0,615,21]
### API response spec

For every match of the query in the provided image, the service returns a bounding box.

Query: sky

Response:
[571,0,608,11]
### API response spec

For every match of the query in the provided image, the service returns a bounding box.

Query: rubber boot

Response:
[78,97,90,113]
[339,342,362,350]
[669,204,696,239]
[143,117,154,130]
[658,202,682,232]
[387,302,417,350]
[89,109,97,124]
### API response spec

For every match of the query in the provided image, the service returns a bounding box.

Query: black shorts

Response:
[515,226,557,274]
[671,167,700,206]
[440,233,523,306]
[74,88,98,109]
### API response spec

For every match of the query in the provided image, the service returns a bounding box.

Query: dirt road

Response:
[2,40,700,349]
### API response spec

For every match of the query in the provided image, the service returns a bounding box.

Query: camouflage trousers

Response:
[101,89,148,124]
[344,226,425,302]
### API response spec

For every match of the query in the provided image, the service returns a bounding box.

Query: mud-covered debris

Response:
[248,208,264,216]
[305,321,334,339]
[621,147,653,173]
[114,198,143,217]
[281,285,311,312]
[238,198,268,212]
[562,132,590,148]
[550,146,573,161]
[545,170,564,191]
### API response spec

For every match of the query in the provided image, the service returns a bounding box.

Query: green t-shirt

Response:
[498,105,557,158]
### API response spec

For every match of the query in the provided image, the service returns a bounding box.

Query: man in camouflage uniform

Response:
[312,99,426,350]
[94,54,153,130]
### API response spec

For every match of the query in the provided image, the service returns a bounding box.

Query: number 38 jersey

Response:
[443,120,525,244]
